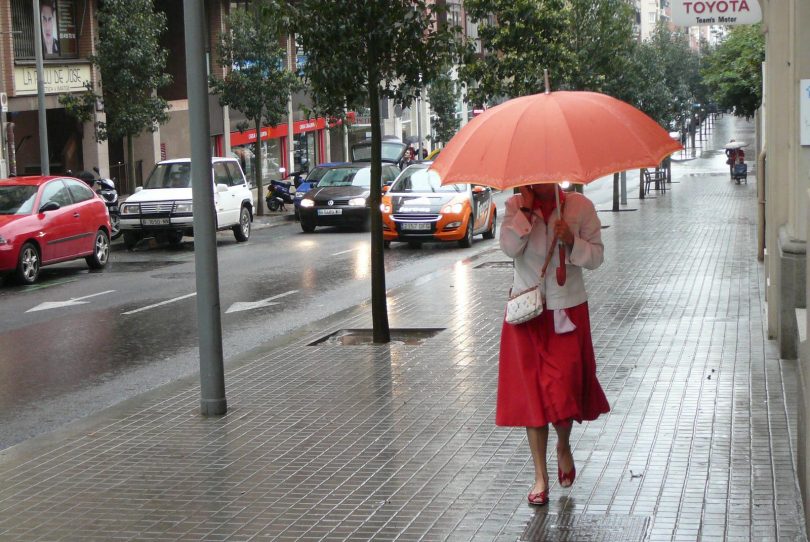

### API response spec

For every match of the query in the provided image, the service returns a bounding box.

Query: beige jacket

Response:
[499,192,604,310]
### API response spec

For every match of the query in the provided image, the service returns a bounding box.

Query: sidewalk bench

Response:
[642,168,667,194]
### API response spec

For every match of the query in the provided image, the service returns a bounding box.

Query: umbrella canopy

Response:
[431,91,682,189]
[723,141,748,150]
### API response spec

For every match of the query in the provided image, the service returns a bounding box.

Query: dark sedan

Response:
[298,163,400,232]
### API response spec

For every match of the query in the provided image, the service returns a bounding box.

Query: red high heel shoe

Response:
[527,489,549,506]
[558,446,576,488]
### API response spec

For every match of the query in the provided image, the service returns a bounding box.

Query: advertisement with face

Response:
[40,0,60,56]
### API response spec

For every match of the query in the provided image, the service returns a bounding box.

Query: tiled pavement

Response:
[0,115,806,541]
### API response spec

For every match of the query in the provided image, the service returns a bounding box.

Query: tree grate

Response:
[521,514,650,542]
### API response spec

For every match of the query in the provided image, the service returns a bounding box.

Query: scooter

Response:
[265,179,295,212]
[77,168,122,240]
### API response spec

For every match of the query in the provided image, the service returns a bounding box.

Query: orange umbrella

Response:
[430,90,682,189]
[430,87,682,286]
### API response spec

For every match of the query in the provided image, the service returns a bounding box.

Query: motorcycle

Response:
[77,168,122,240]
[265,179,295,212]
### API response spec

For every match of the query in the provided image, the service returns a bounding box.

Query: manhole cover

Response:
[521,514,649,542]
[475,261,513,269]
[308,328,445,346]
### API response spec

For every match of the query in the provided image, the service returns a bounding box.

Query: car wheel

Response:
[233,206,251,242]
[16,242,40,284]
[482,210,497,239]
[123,231,141,251]
[458,217,474,248]
[109,213,122,240]
[85,229,110,269]
[301,220,316,233]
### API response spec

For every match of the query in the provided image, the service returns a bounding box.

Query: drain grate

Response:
[521,514,649,542]
[308,328,445,346]
[475,261,513,269]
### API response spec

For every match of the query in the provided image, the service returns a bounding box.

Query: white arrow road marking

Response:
[27,290,116,313]
[225,290,298,314]
[122,292,197,315]
[331,248,361,256]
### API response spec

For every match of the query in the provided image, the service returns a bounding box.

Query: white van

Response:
[119,157,253,250]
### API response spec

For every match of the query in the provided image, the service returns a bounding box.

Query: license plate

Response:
[318,209,342,215]
[142,218,170,226]
[401,222,431,231]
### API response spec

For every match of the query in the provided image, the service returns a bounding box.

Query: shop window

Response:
[12,0,79,61]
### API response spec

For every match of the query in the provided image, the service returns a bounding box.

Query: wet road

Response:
[0,195,512,450]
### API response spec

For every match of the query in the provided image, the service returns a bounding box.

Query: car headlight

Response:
[441,202,464,214]
[348,197,367,207]
[300,199,315,208]
[120,203,140,215]
[380,203,392,213]
[174,200,193,214]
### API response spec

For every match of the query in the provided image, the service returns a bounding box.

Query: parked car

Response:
[380,162,497,248]
[298,163,400,233]
[351,137,409,168]
[119,157,254,250]
[292,162,349,219]
[0,176,111,284]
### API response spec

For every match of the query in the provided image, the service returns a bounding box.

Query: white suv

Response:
[119,157,254,250]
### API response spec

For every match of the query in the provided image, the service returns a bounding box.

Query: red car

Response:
[0,176,112,284]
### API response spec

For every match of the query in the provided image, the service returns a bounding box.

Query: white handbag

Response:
[505,284,544,324]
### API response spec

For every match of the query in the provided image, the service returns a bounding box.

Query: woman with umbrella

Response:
[497,182,610,506]
[430,80,682,507]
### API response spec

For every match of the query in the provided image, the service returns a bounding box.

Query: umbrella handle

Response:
[556,243,566,286]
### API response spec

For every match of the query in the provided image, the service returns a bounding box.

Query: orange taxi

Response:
[381,162,497,248]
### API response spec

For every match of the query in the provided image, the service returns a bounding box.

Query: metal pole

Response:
[183,0,226,416]
[416,74,423,158]
[32,0,49,175]
[287,34,295,176]
[620,170,627,205]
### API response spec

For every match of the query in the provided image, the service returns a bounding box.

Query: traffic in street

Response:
[0,190,513,450]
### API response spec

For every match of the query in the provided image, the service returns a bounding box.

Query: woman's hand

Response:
[554,219,574,246]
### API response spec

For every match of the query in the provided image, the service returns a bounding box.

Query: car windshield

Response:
[0,185,38,215]
[144,163,192,189]
[317,167,370,188]
[390,166,465,193]
[306,167,332,183]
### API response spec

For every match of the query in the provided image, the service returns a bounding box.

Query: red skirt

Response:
[496,302,610,427]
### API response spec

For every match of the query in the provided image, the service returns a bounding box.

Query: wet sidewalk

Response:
[0,115,805,541]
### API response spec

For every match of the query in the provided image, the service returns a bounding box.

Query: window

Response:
[224,162,246,186]
[213,162,232,186]
[12,0,79,60]
[64,179,94,203]
[40,180,73,208]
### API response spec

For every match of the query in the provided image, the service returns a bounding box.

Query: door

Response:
[213,162,239,226]
[471,185,491,233]
[37,180,79,261]
[64,179,102,255]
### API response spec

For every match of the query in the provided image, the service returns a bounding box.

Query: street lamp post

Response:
[32,0,49,175]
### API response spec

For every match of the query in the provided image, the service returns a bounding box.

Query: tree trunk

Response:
[612,172,620,212]
[368,77,390,343]
[254,119,264,216]
[126,134,135,194]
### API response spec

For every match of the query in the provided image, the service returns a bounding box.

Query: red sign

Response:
[230,117,327,146]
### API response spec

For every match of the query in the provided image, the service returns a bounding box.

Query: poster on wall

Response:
[801,80,810,146]
[39,0,60,57]
[670,0,762,26]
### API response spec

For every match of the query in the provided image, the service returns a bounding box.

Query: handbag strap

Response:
[538,198,566,278]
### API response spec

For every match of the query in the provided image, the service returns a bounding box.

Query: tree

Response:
[59,0,170,193]
[461,0,573,105]
[209,1,301,216]
[701,24,764,119]
[294,1,458,343]
[428,66,461,147]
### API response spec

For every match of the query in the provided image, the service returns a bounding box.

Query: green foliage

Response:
[60,0,171,142]
[701,24,764,119]
[294,0,459,117]
[461,0,573,105]
[209,2,301,129]
[428,67,461,146]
